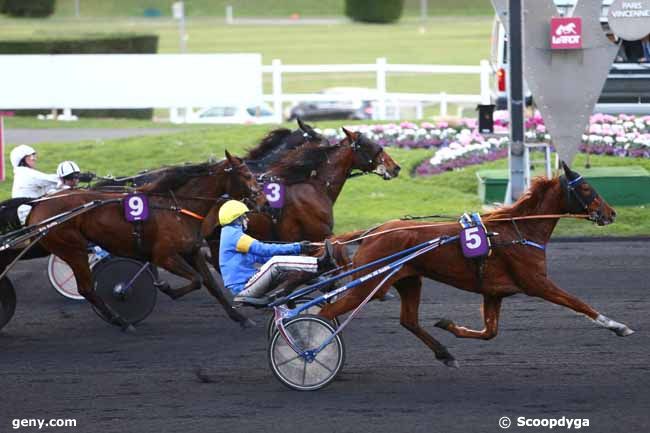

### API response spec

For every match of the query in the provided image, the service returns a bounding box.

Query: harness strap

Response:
[520,239,546,250]
[179,208,205,220]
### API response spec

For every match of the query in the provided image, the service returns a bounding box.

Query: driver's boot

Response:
[316,239,338,272]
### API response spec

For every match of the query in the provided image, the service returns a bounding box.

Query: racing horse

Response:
[204,127,402,256]
[25,151,262,329]
[319,162,633,367]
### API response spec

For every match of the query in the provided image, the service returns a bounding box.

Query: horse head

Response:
[341,127,401,180]
[559,161,616,226]
[224,150,264,209]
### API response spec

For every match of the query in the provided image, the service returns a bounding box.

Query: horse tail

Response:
[326,229,368,268]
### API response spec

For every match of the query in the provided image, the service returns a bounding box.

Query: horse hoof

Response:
[240,318,256,329]
[616,326,634,337]
[443,359,460,369]
[435,319,453,330]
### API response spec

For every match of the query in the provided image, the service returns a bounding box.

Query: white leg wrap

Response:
[594,314,635,336]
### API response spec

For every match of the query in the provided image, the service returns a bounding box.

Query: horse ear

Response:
[298,118,318,138]
[561,160,578,179]
[297,117,308,132]
[342,127,356,142]
[224,150,238,166]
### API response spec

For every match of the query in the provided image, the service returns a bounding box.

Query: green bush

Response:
[0,34,158,119]
[345,0,404,23]
[0,34,158,55]
[1,0,56,17]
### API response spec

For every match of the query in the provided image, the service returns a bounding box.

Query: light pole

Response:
[507,0,525,202]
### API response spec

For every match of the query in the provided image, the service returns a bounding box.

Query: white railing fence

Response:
[262,57,492,122]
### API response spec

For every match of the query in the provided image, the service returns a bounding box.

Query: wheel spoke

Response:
[275,353,301,368]
[301,359,307,385]
[313,357,335,373]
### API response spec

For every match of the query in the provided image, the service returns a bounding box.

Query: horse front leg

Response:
[521,274,634,337]
[189,249,255,328]
[435,295,502,340]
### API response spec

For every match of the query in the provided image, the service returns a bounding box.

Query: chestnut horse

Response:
[320,162,633,367]
[26,151,261,329]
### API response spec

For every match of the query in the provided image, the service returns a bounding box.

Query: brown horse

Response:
[26,151,262,329]
[319,162,633,367]
[205,127,402,249]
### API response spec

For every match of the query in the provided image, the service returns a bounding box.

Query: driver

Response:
[10,145,60,199]
[56,160,84,190]
[218,200,336,305]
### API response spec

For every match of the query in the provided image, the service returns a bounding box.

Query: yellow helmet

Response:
[218,200,250,225]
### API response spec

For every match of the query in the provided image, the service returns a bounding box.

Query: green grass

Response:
[2,124,648,237]
[50,0,492,18]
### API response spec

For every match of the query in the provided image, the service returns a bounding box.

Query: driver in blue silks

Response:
[218,200,336,305]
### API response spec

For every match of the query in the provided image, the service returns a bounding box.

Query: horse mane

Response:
[245,128,294,160]
[137,161,217,194]
[268,143,335,184]
[483,176,558,220]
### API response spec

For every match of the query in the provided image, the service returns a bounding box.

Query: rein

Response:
[324,214,590,246]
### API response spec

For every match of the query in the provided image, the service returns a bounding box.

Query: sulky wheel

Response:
[266,296,339,340]
[0,277,17,331]
[48,253,107,301]
[268,314,345,391]
[92,258,157,326]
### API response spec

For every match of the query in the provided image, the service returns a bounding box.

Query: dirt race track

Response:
[1,240,648,433]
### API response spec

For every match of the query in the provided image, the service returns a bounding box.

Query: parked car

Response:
[490,0,650,114]
[287,87,375,121]
[179,103,276,124]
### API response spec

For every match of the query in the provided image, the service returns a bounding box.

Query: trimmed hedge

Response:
[345,0,404,23]
[1,0,56,18]
[0,34,158,55]
[0,34,159,119]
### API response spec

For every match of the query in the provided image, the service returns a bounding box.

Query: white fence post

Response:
[440,92,448,117]
[376,57,387,120]
[272,59,283,124]
[225,5,234,24]
[479,59,491,105]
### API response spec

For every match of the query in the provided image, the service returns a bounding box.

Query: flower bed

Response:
[321,113,650,177]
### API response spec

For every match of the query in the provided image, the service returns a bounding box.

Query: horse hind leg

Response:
[435,295,502,340]
[394,276,459,368]
[153,253,203,300]
[59,250,135,331]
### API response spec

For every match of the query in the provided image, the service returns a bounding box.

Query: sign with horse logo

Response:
[124,194,149,222]
[264,182,286,209]
[550,17,582,50]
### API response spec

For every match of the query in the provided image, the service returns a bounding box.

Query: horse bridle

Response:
[559,174,601,219]
[349,134,387,178]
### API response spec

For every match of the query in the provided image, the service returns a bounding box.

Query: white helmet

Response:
[57,161,81,179]
[10,145,36,168]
